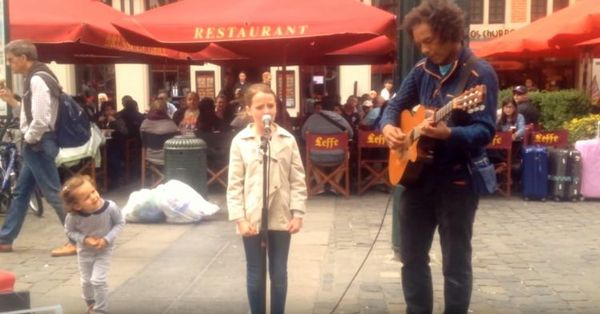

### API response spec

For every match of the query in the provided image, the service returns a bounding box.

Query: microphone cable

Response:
[329,190,395,314]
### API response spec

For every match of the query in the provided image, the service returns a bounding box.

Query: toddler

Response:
[61,175,125,314]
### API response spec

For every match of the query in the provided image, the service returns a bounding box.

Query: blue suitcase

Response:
[521,146,549,200]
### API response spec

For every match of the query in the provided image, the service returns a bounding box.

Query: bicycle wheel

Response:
[29,187,44,217]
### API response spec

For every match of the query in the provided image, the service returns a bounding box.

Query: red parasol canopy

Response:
[112,0,396,65]
[9,0,220,63]
[318,35,396,65]
[472,0,600,59]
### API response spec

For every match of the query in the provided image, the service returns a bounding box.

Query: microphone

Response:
[262,114,272,137]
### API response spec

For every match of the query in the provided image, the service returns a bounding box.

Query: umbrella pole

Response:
[282,46,288,108]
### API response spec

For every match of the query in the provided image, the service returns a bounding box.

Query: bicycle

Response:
[0,117,44,217]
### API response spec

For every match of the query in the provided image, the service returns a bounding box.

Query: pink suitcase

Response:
[575,138,600,199]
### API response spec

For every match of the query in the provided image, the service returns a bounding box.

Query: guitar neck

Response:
[409,99,454,142]
[434,99,454,124]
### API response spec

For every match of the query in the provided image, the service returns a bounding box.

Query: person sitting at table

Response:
[215,95,233,131]
[173,91,200,134]
[197,97,219,132]
[140,99,180,165]
[496,97,525,142]
[96,101,128,188]
[492,97,526,182]
[118,95,145,141]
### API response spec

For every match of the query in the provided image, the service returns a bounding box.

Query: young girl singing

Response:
[61,175,125,314]
[227,83,307,314]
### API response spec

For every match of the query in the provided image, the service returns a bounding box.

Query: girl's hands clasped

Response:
[237,219,258,237]
[84,236,109,249]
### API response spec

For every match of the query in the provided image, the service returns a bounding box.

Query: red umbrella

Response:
[575,36,600,57]
[112,0,396,65]
[318,35,396,65]
[9,0,217,63]
[472,0,600,59]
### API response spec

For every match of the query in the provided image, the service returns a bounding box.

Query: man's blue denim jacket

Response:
[380,47,498,174]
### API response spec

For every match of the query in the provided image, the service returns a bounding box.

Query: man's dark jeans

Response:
[398,176,478,314]
[0,133,67,244]
[242,230,291,314]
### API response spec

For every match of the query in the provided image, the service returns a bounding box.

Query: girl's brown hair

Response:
[243,83,276,109]
[497,97,518,128]
[60,175,96,213]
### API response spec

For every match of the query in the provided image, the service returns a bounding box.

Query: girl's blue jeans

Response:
[242,230,291,314]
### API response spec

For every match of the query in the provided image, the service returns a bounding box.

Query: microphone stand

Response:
[259,129,270,314]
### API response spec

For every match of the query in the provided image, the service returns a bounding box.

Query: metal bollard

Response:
[164,134,208,197]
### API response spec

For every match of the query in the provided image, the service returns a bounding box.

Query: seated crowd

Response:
[77,78,568,198]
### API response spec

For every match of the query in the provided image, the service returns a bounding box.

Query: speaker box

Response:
[0,291,31,312]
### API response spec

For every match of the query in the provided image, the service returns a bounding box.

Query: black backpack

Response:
[26,72,91,148]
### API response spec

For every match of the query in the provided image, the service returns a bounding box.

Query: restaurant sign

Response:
[104,34,171,57]
[194,25,309,40]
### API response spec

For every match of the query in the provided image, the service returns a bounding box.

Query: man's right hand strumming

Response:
[382,124,407,150]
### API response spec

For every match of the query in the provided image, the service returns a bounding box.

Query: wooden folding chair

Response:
[304,131,350,197]
[197,131,234,188]
[140,131,178,188]
[124,137,141,183]
[487,131,513,197]
[356,130,392,195]
[57,145,107,192]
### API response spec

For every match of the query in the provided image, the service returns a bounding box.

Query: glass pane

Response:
[531,0,548,21]
[489,0,505,24]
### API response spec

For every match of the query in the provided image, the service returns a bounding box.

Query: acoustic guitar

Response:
[388,85,487,186]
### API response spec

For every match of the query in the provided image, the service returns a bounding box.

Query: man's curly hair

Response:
[403,0,465,44]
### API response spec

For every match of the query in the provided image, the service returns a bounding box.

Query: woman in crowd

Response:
[96,101,128,188]
[173,92,200,133]
[497,97,525,142]
[140,99,179,165]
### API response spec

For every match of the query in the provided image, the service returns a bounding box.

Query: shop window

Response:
[276,70,296,108]
[144,0,178,10]
[149,64,190,98]
[488,0,505,24]
[470,0,484,24]
[531,0,548,21]
[553,0,569,12]
[195,71,216,99]
[372,0,396,13]
[75,64,116,100]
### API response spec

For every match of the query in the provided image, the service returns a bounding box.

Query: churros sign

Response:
[194,25,309,40]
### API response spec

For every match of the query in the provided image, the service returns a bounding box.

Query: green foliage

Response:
[528,89,592,131]
[563,114,600,144]
[497,88,513,108]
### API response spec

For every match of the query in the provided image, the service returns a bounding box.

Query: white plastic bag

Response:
[122,189,166,223]
[155,180,220,223]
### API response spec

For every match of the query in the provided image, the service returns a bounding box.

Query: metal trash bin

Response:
[164,135,208,197]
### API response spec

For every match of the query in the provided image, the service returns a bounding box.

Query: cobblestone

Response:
[1,190,599,313]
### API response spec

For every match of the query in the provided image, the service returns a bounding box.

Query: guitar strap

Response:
[451,54,477,97]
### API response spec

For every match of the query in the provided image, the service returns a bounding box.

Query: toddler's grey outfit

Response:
[65,200,125,314]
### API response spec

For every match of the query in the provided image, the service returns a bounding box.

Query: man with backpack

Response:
[0,39,76,256]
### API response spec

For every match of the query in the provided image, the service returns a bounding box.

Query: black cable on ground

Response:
[329,191,395,314]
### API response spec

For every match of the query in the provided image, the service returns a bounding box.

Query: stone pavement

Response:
[1,188,599,314]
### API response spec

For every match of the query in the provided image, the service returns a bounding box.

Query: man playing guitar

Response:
[380,0,498,313]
